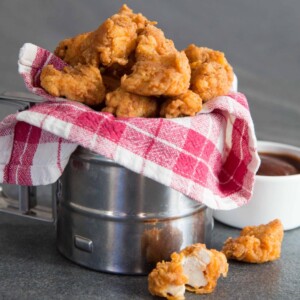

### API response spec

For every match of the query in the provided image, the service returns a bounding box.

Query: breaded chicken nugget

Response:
[185,44,233,101]
[160,90,202,118]
[222,219,284,263]
[102,88,158,117]
[53,32,91,66]
[54,5,153,67]
[121,25,191,97]
[148,253,188,300]
[148,243,228,299]
[40,64,105,106]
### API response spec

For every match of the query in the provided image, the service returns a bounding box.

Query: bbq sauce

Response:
[257,152,300,176]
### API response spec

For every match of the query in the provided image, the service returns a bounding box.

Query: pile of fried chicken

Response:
[40,4,234,118]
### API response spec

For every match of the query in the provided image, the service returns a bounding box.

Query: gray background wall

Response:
[0,0,299,145]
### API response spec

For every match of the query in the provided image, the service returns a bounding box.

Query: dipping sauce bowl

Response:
[214,141,300,230]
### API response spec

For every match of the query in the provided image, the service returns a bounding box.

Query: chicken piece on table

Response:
[222,219,284,263]
[148,243,228,299]
[148,253,187,300]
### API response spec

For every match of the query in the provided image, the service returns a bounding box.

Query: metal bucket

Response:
[56,147,213,274]
[0,92,213,274]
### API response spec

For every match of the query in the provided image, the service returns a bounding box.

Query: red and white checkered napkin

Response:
[0,43,260,210]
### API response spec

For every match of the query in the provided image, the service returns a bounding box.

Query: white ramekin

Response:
[213,141,300,231]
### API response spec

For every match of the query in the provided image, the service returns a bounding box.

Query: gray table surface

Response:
[0,214,299,300]
[0,0,300,299]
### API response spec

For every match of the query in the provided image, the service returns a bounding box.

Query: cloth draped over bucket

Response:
[0,43,260,210]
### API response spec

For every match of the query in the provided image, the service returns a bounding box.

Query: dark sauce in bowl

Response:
[257,152,300,176]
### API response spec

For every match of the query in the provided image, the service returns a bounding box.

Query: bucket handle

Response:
[0,91,57,223]
[0,183,58,224]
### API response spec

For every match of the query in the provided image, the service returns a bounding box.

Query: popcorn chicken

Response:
[41,5,235,114]
[121,25,191,97]
[222,219,284,263]
[102,88,158,117]
[148,243,228,299]
[160,90,202,118]
[40,64,105,106]
[185,44,234,102]
[54,4,153,67]
[148,253,187,300]
[53,32,91,67]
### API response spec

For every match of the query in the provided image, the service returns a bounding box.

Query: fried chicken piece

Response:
[134,24,176,58]
[148,253,188,300]
[180,244,228,294]
[141,226,183,264]
[121,25,191,97]
[54,32,91,66]
[148,244,228,299]
[160,90,202,118]
[184,44,234,101]
[222,219,284,263]
[102,88,158,117]
[40,64,105,106]
[54,4,153,67]
[117,4,156,30]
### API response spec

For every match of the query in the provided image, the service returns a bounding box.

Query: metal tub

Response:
[0,93,213,274]
[56,147,213,274]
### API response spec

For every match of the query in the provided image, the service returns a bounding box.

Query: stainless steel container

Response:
[0,92,214,275]
[57,147,213,274]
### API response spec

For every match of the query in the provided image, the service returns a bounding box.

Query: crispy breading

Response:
[121,25,191,97]
[134,24,176,58]
[102,88,158,117]
[160,90,202,118]
[43,6,235,113]
[148,243,228,299]
[54,4,153,67]
[185,44,229,65]
[148,253,188,300]
[54,32,91,66]
[117,4,156,30]
[185,44,234,101]
[40,64,105,106]
[222,219,284,263]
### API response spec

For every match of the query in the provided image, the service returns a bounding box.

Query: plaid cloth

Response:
[0,43,260,210]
